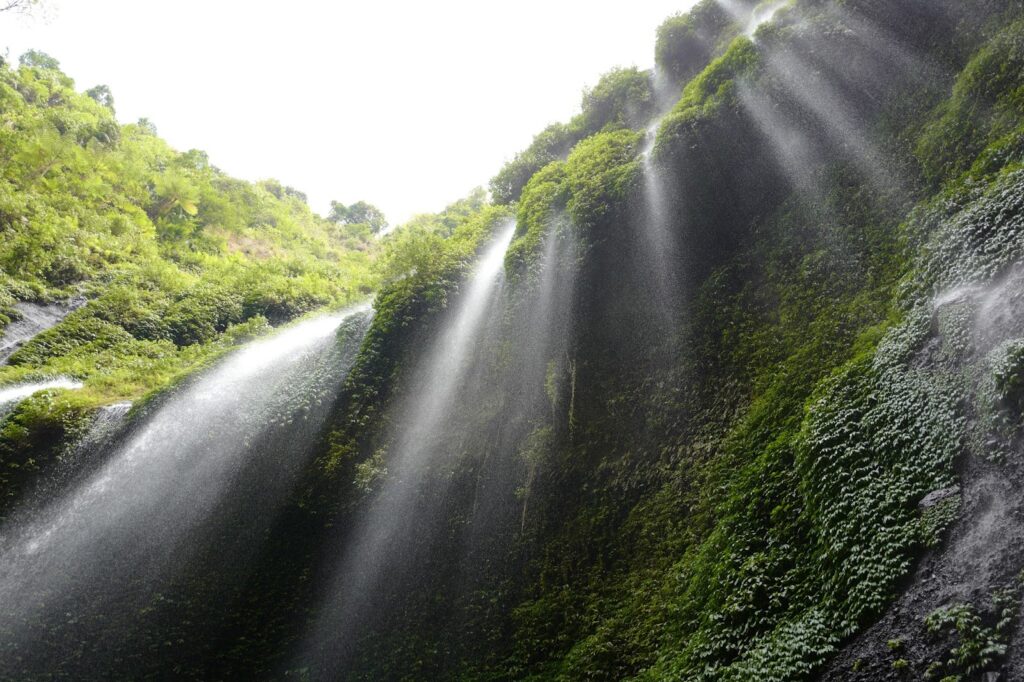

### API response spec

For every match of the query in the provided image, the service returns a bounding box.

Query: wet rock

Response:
[919,486,961,509]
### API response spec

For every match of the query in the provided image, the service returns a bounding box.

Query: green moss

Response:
[916,21,1024,186]
[656,37,759,158]
[0,387,93,520]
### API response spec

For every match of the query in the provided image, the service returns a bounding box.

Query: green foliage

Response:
[329,199,387,233]
[655,0,737,84]
[989,337,1024,412]
[0,51,376,408]
[353,449,387,493]
[18,49,60,71]
[0,387,92,520]
[912,168,1024,295]
[919,495,961,548]
[5,0,1024,678]
[489,123,576,207]
[506,162,569,273]
[924,583,1021,678]
[916,21,1024,186]
[375,196,508,286]
[579,67,654,133]
[84,84,114,112]
[564,129,642,231]
[489,68,653,205]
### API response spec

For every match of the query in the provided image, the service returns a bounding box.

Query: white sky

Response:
[3,1,695,224]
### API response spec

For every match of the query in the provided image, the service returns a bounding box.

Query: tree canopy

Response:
[329,199,387,233]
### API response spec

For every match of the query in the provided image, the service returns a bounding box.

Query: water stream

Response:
[302,221,517,671]
[0,306,372,676]
[0,301,79,364]
[0,377,83,408]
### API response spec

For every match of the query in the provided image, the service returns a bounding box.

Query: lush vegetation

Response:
[489,67,653,205]
[312,1,1024,680]
[0,50,377,518]
[5,0,1024,680]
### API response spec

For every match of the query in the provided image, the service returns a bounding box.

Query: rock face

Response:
[822,232,1024,679]
[821,457,1024,680]
[919,486,962,509]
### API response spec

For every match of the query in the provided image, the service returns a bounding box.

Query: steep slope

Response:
[283,0,1024,680]
[3,1,1024,680]
[0,51,376,523]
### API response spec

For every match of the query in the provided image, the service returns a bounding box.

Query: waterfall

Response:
[507,219,578,531]
[0,377,83,407]
[301,220,517,672]
[638,70,683,332]
[745,0,789,36]
[640,123,678,313]
[714,0,790,38]
[394,221,516,452]
[10,401,134,521]
[0,306,373,677]
[0,301,80,364]
[0,377,83,420]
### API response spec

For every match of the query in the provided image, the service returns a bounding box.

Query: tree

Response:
[329,200,387,233]
[152,170,199,219]
[579,66,654,132]
[18,49,58,70]
[136,118,158,136]
[85,85,115,113]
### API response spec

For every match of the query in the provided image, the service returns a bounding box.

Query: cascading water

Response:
[0,306,372,677]
[639,123,678,314]
[0,377,82,408]
[506,219,578,531]
[0,301,80,364]
[9,401,134,521]
[301,221,516,672]
[745,0,789,36]
[636,68,685,328]
[0,377,83,424]
[637,0,793,302]
[714,0,790,38]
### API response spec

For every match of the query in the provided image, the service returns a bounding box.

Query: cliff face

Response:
[4,1,1024,680]
[310,1,1024,679]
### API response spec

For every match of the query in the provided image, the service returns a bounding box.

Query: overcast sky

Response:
[3,1,695,224]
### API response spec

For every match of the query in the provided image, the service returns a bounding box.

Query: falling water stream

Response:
[0,301,85,418]
[0,301,79,365]
[302,221,517,671]
[636,0,793,301]
[639,122,678,313]
[0,377,83,409]
[0,305,372,676]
